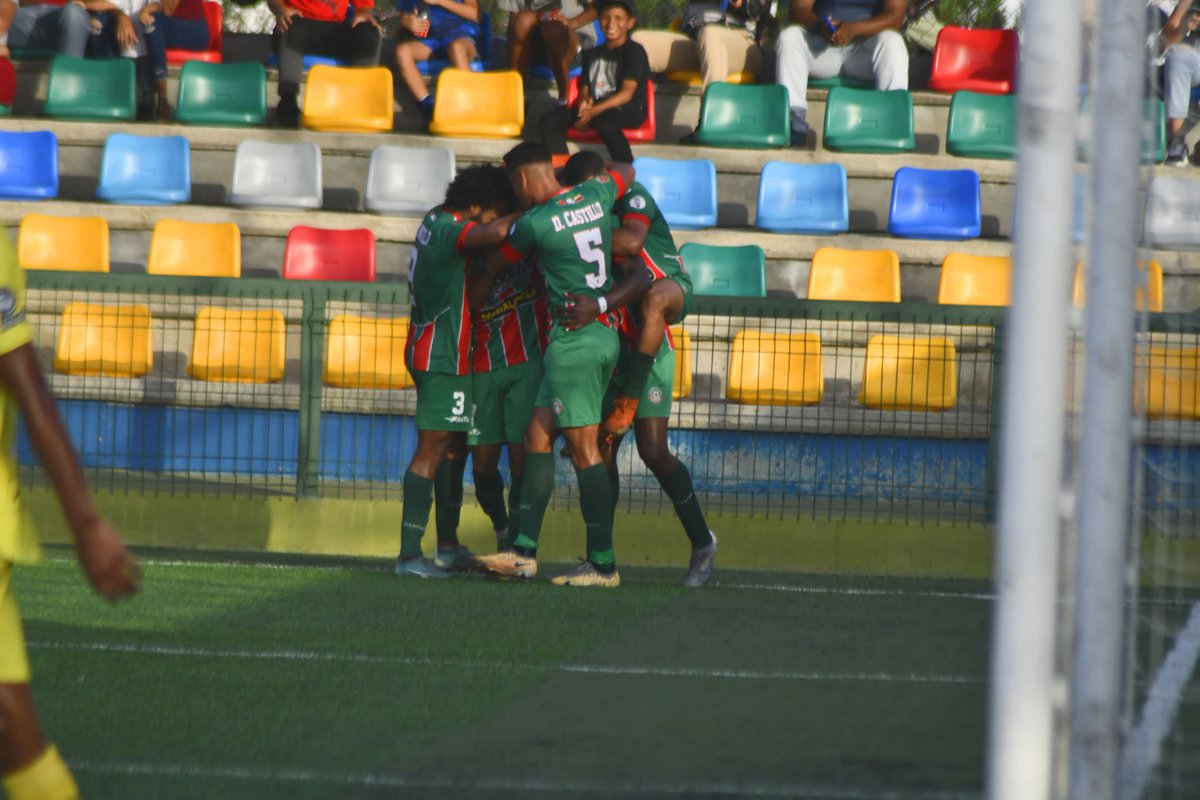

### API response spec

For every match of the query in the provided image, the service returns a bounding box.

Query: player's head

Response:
[503,142,555,209]
[561,151,606,187]
[444,164,514,223]
[596,0,635,46]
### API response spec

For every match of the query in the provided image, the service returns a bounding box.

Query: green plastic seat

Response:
[1078,95,1165,163]
[680,242,767,298]
[10,48,56,61]
[0,105,10,117]
[693,83,790,149]
[42,56,135,121]
[822,87,915,153]
[809,75,873,89]
[946,90,1016,159]
[175,61,267,127]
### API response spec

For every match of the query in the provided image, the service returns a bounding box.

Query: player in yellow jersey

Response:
[0,231,141,800]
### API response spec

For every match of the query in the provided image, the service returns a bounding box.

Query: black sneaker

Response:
[275,95,301,128]
[1166,137,1188,166]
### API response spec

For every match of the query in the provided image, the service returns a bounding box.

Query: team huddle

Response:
[394,142,718,588]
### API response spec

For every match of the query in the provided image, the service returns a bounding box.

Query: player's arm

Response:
[467,250,508,312]
[560,257,653,330]
[606,162,636,197]
[459,212,520,251]
[612,214,650,258]
[0,344,139,601]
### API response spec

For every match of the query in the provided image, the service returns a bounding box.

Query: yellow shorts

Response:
[0,561,31,683]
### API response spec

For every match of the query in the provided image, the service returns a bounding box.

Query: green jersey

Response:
[615,181,690,286]
[405,207,475,376]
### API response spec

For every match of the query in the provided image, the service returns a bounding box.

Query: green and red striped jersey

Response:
[472,257,550,373]
[405,207,475,376]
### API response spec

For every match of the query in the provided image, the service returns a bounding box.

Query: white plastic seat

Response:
[227,140,322,210]
[1144,176,1200,250]
[364,145,456,216]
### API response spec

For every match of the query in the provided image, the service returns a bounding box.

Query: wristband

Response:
[597,296,609,315]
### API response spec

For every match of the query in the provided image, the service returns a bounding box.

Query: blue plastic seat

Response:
[631,157,717,230]
[755,161,848,234]
[96,133,191,205]
[265,52,348,69]
[0,130,59,200]
[416,12,492,76]
[887,167,980,240]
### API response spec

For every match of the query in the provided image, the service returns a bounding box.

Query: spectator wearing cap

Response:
[6,0,93,58]
[393,0,481,118]
[539,0,648,162]
[776,0,908,146]
[502,0,597,104]
[632,0,769,89]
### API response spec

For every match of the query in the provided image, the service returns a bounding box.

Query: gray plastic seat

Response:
[227,140,322,210]
[1144,176,1200,250]
[365,145,456,216]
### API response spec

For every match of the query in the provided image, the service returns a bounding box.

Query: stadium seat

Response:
[0,105,9,116]
[693,83,789,148]
[283,226,376,282]
[0,130,58,200]
[822,87,915,153]
[679,242,766,298]
[416,12,491,76]
[887,167,981,240]
[429,68,524,139]
[927,26,1018,94]
[669,325,691,399]
[96,133,190,205]
[324,315,413,389]
[859,335,958,411]
[301,65,394,133]
[808,247,901,302]
[631,157,717,230]
[1072,260,1164,313]
[755,161,848,234]
[147,219,241,278]
[18,214,109,272]
[174,61,266,126]
[188,307,286,383]
[1143,347,1200,419]
[808,75,872,89]
[1078,96,1165,163]
[664,70,754,86]
[567,77,657,144]
[727,331,824,406]
[227,140,322,210]
[1143,177,1200,250]
[53,302,153,377]
[937,253,1011,306]
[165,0,223,64]
[365,144,455,215]
[946,90,1016,159]
[42,56,136,121]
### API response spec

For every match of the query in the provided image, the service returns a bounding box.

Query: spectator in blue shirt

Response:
[394,0,481,117]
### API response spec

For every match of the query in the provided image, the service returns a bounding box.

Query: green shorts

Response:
[535,323,619,429]
[606,336,675,420]
[412,370,474,432]
[670,273,694,325]
[468,358,544,446]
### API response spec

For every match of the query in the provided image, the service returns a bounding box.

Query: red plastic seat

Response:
[283,226,376,282]
[166,2,223,65]
[927,26,1018,95]
[566,77,656,144]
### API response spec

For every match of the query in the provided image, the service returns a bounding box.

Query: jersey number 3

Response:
[574,228,607,290]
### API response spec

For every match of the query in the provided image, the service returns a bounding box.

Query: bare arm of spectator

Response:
[829,0,905,45]
[788,0,830,38]
[1163,0,1196,47]
[423,0,480,24]
[566,2,595,31]
[267,0,301,32]
[350,0,382,30]
[87,0,138,46]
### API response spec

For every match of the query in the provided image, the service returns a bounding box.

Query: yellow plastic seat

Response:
[188,307,285,383]
[324,315,413,389]
[937,253,1011,306]
[858,335,958,411]
[1143,347,1200,419]
[808,247,901,303]
[53,302,152,377]
[727,331,823,406]
[669,325,691,399]
[148,219,241,278]
[18,214,110,272]
[665,70,755,86]
[301,65,394,133]
[429,69,524,139]
[1072,260,1164,312]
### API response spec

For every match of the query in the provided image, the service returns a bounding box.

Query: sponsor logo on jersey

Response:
[648,386,664,404]
[555,193,585,207]
[478,284,540,324]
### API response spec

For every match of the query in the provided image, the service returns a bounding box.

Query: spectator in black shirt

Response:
[538,0,649,163]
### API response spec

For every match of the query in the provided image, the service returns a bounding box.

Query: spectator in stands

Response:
[1162,0,1200,164]
[0,0,14,58]
[631,0,769,89]
[393,0,481,118]
[6,0,93,58]
[776,0,908,146]
[539,0,647,162]
[267,0,382,127]
[501,0,598,104]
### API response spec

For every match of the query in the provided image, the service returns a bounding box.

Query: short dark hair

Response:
[503,141,552,172]
[561,151,607,186]
[444,164,515,213]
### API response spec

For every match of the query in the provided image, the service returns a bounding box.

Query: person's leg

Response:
[445,36,477,69]
[603,278,683,436]
[53,2,92,59]
[398,428,458,563]
[840,29,909,91]
[1165,44,1200,145]
[776,25,843,140]
[6,6,45,51]
[395,39,435,113]
[433,435,468,555]
[589,106,642,163]
[539,102,579,155]
[507,11,539,79]
[142,13,171,117]
[631,29,698,73]
[273,16,319,125]
[699,26,758,85]
[505,442,526,546]
[470,443,508,541]
[510,406,556,557]
[536,18,578,102]
[346,17,382,66]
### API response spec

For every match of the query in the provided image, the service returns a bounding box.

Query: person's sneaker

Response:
[417,94,435,118]
[790,125,810,148]
[434,545,477,572]
[275,95,301,128]
[550,560,621,588]
[600,396,639,443]
[394,556,452,579]
[684,533,718,587]
[1166,137,1189,166]
[476,549,537,579]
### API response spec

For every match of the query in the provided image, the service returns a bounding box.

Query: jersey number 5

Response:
[574,228,607,290]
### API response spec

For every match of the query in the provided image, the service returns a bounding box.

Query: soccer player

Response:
[0,230,141,800]
[475,142,634,588]
[395,165,520,578]
[560,151,718,587]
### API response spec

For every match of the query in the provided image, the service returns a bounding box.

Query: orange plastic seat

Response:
[188,307,286,383]
[324,315,413,389]
[429,69,524,139]
[937,253,1011,306]
[727,331,823,406]
[301,65,394,133]
[669,325,692,399]
[1072,260,1164,313]
[858,335,958,411]
[808,247,901,302]
[18,214,109,272]
[1143,347,1200,419]
[148,219,240,278]
[53,302,152,377]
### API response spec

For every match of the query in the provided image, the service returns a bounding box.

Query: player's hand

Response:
[274,4,301,32]
[573,106,596,129]
[116,14,137,47]
[561,293,600,330]
[352,6,382,30]
[830,20,860,45]
[75,520,141,602]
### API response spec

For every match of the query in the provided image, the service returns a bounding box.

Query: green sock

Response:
[513,453,554,552]
[608,465,620,514]
[576,463,615,569]
[399,470,435,559]
[507,470,523,541]
[659,461,711,548]
[474,469,508,534]
[434,457,466,548]
[621,351,656,400]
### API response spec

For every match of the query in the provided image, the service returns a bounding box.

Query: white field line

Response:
[27,641,984,685]
[70,759,981,800]
[1121,601,1200,800]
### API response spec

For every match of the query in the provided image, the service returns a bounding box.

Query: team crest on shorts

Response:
[648,386,663,404]
[552,397,564,415]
